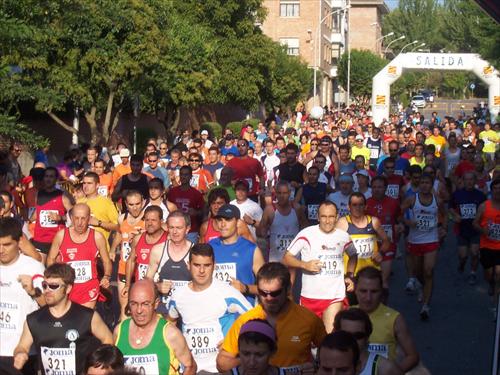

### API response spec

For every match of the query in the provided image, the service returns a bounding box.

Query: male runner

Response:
[294,166,329,226]
[327,174,355,218]
[316,331,359,375]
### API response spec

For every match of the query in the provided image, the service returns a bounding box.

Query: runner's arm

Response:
[378,357,403,375]
[108,230,122,262]
[13,321,34,369]
[372,217,390,254]
[145,242,162,279]
[393,314,419,372]
[111,177,123,202]
[256,207,272,238]
[216,350,239,373]
[472,202,487,235]
[91,311,113,344]
[19,234,42,262]
[237,219,255,243]
[165,323,197,375]
[96,231,112,287]
[62,192,75,211]
[295,205,309,229]
[46,229,64,266]
[125,235,139,289]
[199,221,208,243]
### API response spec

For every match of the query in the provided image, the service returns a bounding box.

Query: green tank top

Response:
[116,316,177,375]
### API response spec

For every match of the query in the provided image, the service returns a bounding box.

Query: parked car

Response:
[411,95,426,108]
[419,89,435,102]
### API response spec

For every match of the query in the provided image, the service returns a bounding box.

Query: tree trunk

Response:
[102,90,115,143]
[157,105,180,145]
[84,107,99,145]
[46,111,78,134]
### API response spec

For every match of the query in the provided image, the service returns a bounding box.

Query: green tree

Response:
[337,49,387,101]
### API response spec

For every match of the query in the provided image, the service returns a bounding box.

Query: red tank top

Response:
[33,191,65,243]
[134,230,168,280]
[479,200,500,250]
[118,215,145,275]
[204,218,221,243]
[59,228,98,284]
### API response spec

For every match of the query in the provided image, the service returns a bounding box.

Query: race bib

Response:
[69,260,92,283]
[97,185,108,197]
[184,325,221,358]
[161,280,189,304]
[245,178,254,191]
[121,241,132,262]
[488,222,500,241]
[394,170,403,176]
[125,354,159,374]
[352,237,375,259]
[40,210,58,228]
[381,224,393,242]
[41,347,76,375]
[416,214,436,232]
[190,174,200,188]
[214,263,237,284]
[386,184,399,199]
[276,234,294,254]
[318,254,343,277]
[339,204,349,218]
[137,264,149,280]
[368,343,389,359]
[459,204,476,219]
[307,204,319,221]
[0,300,20,331]
[370,148,379,159]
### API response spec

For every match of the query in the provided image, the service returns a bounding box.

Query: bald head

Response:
[129,279,158,302]
[71,203,91,234]
[128,279,159,326]
[72,203,90,217]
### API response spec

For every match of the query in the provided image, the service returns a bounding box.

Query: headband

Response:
[239,320,276,343]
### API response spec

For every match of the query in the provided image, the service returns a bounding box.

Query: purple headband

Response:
[239,320,276,343]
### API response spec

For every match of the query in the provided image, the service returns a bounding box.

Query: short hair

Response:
[264,138,275,146]
[308,165,320,174]
[84,344,124,373]
[274,180,291,192]
[125,190,143,201]
[319,200,338,214]
[420,173,434,183]
[208,146,220,154]
[94,158,106,166]
[130,154,142,164]
[349,192,366,205]
[188,152,202,160]
[285,143,299,153]
[383,157,396,167]
[44,263,75,286]
[30,167,46,182]
[256,262,291,292]
[354,155,365,163]
[371,175,387,187]
[238,139,249,147]
[238,319,277,353]
[148,177,164,190]
[319,331,360,369]
[333,308,373,337]
[0,217,22,241]
[44,166,59,179]
[339,144,350,152]
[207,188,230,206]
[179,165,193,175]
[408,165,422,176]
[83,171,99,183]
[167,210,191,228]
[356,266,383,288]
[189,243,215,262]
[144,205,163,220]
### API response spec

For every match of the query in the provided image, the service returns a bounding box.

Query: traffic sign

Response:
[469,83,476,90]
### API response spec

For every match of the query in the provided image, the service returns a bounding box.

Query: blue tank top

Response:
[209,236,256,305]
[302,182,327,225]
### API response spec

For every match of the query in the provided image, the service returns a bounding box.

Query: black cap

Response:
[214,204,240,220]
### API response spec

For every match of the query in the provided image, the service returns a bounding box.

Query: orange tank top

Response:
[479,200,500,250]
[118,214,145,275]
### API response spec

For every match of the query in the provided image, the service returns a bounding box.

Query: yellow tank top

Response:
[367,304,399,360]
[344,215,379,274]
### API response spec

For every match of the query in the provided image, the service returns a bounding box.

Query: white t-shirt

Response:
[287,225,353,299]
[327,191,351,218]
[0,254,45,356]
[262,154,280,182]
[168,279,252,372]
[230,199,263,238]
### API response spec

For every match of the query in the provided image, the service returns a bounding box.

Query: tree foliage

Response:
[337,49,387,100]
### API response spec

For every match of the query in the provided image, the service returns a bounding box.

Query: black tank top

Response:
[121,174,149,199]
[27,303,96,375]
[158,240,192,282]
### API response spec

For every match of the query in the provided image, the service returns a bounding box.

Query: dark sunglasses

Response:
[258,288,283,298]
[42,282,64,291]
[148,159,158,163]
[188,159,201,162]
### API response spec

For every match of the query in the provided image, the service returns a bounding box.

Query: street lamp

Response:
[376,31,394,42]
[400,40,419,54]
[384,35,405,56]
[417,48,430,52]
[375,31,394,56]
[313,5,350,106]
[410,42,426,52]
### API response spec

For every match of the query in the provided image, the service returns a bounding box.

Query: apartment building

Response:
[349,0,389,55]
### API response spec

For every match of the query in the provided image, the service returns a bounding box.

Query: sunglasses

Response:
[188,159,201,162]
[42,282,64,291]
[148,159,158,163]
[258,288,283,298]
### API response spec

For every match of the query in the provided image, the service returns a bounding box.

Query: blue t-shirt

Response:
[451,188,486,237]
[377,156,410,176]
[209,236,256,305]
[220,146,238,157]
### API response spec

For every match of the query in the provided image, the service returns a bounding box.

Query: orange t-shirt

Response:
[112,163,131,186]
[479,200,500,250]
[98,173,113,197]
[190,169,213,193]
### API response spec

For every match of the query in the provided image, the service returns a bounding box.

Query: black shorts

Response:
[30,240,51,254]
[479,248,500,269]
[0,355,38,375]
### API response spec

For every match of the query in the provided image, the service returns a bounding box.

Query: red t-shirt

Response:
[134,231,168,280]
[454,160,474,178]
[366,196,401,251]
[167,186,204,232]
[384,174,404,200]
[226,156,264,195]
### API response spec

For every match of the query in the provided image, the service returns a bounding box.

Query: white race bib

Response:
[125,354,159,374]
[459,204,476,219]
[370,148,379,159]
[245,178,254,191]
[307,204,319,221]
[184,325,221,358]
[386,184,399,199]
[488,222,500,241]
[213,263,237,284]
[276,234,294,254]
[190,174,200,188]
[41,347,76,375]
[382,224,393,242]
[40,210,58,228]
[0,300,20,331]
[69,260,92,283]
[416,214,436,231]
[97,185,108,197]
[121,241,132,262]
[137,264,149,280]
[352,237,375,259]
[368,343,389,359]
[318,254,343,277]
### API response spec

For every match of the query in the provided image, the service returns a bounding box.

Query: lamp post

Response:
[375,31,394,56]
[346,0,351,108]
[400,40,419,54]
[384,35,405,57]
[313,5,350,106]
[410,42,426,52]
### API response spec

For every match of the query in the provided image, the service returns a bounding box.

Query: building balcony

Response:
[330,0,345,9]
[330,32,344,45]
[330,66,338,77]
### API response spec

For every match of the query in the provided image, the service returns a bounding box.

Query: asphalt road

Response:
[419,98,487,120]
[388,227,496,374]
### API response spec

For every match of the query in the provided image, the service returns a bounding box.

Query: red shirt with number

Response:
[226,156,264,196]
[58,228,99,304]
[384,174,404,201]
[366,196,401,255]
[167,186,204,232]
[134,230,168,280]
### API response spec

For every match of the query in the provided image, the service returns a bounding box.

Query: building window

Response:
[331,44,341,65]
[280,1,300,17]
[331,13,341,33]
[280,38,300,55]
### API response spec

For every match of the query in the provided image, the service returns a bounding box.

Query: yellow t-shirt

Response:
[222,302,326,368]
[351,146,371,164]
[425,135,446,156]
[479,130,498,153]
[78,195,119,244]
[366,303,399,360]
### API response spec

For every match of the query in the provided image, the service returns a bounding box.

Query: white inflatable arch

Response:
[372,53,500,125]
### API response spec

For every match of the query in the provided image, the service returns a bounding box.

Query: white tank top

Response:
[145,201,170,222]
[444,148,461,177]
[359,352,381,375]
[269,207,300,262]
[408,193,439,244]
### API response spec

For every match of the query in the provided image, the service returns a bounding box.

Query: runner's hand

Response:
[229,278,246,293]
[100,277,110,289]
[243,214,254,226]
[303,260,323,274]
[372,252,383,264]
[18,275,35,296]
[120,284,129,297]
[13,352,28,370]
[109,251,116,262]
[344,277,355,292]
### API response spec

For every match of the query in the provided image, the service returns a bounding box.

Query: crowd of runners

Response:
[0,104,499,375]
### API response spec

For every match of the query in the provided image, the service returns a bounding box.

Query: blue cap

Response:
[214,204,240,220]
